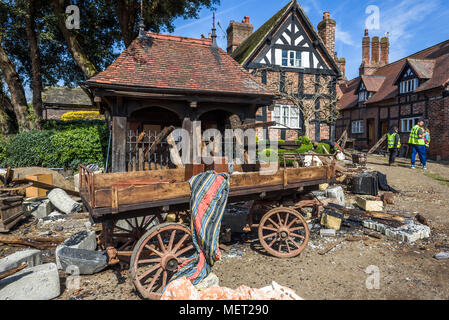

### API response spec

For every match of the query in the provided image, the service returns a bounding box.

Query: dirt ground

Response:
[1,155,448,300]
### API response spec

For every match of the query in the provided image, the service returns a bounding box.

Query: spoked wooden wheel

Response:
[258,207,309,258]
[130,223,195,300]
[105,215,164,262]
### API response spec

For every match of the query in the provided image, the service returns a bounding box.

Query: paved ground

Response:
[2,155,448,300]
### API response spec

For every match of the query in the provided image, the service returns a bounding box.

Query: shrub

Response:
[314,142,332,154]
[1,121,109,170]
[61,111,105,121]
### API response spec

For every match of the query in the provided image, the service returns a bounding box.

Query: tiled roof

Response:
[338,78,360,111]
[407,59,435,79]
[231,1,292,65]
[361,75,386,92]
[42,87,93,106]
[339,39,449,109]
[86,33,276,97]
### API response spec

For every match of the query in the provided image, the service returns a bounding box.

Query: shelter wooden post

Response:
[112,116,127,172]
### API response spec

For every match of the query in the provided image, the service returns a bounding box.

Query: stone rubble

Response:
[0,263,60,300]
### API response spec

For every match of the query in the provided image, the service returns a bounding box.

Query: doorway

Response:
[367,119,375,146]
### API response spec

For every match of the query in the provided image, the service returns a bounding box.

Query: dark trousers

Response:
[389,148,398,165]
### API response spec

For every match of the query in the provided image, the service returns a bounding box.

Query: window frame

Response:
[352,120,364,134]
[281,50,303,68]
[271,105,301,129]
[401,117,420,133]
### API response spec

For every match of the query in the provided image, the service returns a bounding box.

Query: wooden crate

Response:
[25,174,53,198]
[0,196,25,233]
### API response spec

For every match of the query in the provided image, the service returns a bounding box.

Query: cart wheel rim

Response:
[258,207,309,258]
[130,223,195,300]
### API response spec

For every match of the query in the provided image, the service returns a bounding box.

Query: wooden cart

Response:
[80,162,335,299]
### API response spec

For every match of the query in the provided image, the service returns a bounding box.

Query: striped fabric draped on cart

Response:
[166,170,230,287]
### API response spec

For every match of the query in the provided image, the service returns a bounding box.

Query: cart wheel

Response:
[258,207,309,258]
[130,223,195,300]
[107,216,163,255]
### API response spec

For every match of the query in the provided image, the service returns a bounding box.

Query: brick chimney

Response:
[317,12,336,59]
[362,29,370,63]
[337,57,346,80]
[371,36,380,63]
[226,16,253,54]
[380,37,389,64]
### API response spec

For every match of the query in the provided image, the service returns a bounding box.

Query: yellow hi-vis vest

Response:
[408,125,425,145]
[387,133,401,149]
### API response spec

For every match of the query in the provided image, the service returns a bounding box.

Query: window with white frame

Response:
[352,120,364,134]
[272,105,301,129]
[401,117,420,132]
[282,50,302,68]
[399,68,419,94]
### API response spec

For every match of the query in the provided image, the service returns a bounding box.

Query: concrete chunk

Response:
[0,263,60,300]
[435,252,449,260]
[56,230,97,269]
[58,247,108,275]
[320,229,336,237]
[325,186,346,206]
[31,199,53,219]
[194,273,219,291]
[0,250,42,273]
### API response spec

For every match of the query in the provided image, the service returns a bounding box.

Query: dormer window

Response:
[399,67,419,94]
[357,82,372,102]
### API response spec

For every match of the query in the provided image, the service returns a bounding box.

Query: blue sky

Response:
[170,0,449,80]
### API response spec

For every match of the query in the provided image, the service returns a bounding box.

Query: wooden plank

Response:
[14,179,79,197]
[145,126,175,161]
[368,134,387,155]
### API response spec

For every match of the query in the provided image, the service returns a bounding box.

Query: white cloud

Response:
[336,25,357,47]
[377,0,440,59]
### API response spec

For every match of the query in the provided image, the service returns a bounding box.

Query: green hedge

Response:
[0,120,109,170]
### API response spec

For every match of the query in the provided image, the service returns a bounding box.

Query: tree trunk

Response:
[116,0,139,48]
[50,0,98,78]
[25,0,43,129]
[0,35,32,132]
[303,118,311,139]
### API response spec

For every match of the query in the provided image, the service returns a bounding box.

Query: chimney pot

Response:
[364,29,369,36]
[323,12,330,20]
[243,16,250,24]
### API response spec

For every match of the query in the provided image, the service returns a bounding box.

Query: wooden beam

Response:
[367,134,387,155]
[166,133,184,168]
[112,116,127,172]
[144,126,175,160]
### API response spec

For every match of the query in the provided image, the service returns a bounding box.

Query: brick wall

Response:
[428,95,449,160]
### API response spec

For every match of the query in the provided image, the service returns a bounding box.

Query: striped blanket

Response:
[167,171,230,286]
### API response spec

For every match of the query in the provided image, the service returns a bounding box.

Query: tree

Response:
[253,67,339,139]
[0,33,32,132]
[25,0,44,128]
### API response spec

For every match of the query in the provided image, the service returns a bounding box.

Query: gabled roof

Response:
[231,0,341,76]
[360,75,386,93]
[407,59,435,79]
[42,87,93,107]
[86,33,277,98]
[339,38,449,109]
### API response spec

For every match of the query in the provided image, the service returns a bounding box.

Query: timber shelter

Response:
[83,32,277,172]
